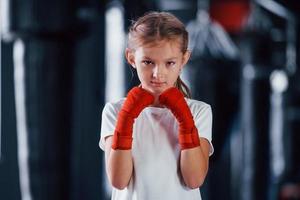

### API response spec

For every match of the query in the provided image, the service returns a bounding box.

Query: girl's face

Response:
[126,39,190,96]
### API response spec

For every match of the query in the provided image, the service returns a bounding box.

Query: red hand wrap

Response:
[159,87,200,150]
[111,87,154,150]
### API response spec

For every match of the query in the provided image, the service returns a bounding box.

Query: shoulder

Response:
[102,98,125,115]
[103,98,125,110]
[185,98,212,114]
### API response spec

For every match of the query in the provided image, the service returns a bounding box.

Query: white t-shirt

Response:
[99,98,214,200]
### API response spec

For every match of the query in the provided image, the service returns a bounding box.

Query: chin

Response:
[144,87,162,95]
[143,84,169,95]
[152,87,169,95]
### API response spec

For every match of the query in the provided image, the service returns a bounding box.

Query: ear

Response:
[125,48,136,68]
[181,50,191,68]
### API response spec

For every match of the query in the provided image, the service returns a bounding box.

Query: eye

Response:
[142,60,154,66]
[166,61,176,67]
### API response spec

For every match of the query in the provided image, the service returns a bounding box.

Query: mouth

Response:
[150,81,166,87]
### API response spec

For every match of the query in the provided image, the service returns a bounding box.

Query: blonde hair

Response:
[127,11,192,98]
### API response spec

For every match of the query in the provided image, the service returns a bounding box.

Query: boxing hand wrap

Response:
[112,87,154,150]
[159,87,200,150]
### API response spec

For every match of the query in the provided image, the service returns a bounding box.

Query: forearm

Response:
[180,138,210,189]
[105,137,133,190]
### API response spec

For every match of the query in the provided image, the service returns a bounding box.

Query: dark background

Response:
[1,0,299,199]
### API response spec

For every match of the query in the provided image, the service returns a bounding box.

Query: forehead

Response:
[135,39,182,59]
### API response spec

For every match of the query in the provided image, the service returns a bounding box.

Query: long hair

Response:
[127,11,192,98]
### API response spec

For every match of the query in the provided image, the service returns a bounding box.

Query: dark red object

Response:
[210,0,251,33]
[159,87,200,150]
[112,87,154,150]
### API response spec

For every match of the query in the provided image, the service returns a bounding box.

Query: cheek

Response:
[171,74,180,83]
[169,67,181,77]
[166,71,180,85]
[136,67,150,80]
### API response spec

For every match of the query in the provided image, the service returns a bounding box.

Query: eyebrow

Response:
[142,56,178,61]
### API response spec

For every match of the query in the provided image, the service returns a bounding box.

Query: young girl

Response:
[100,11,213,200]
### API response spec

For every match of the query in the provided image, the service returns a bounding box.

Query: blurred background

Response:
[0,0,299,200]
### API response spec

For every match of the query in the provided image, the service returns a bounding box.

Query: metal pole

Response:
[241,63,256,200]
[13,39,32,200]
[268,70,289,199]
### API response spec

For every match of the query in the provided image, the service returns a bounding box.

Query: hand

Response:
[159,87,200,150]
[112,87,154,150]
[121,87,155,118]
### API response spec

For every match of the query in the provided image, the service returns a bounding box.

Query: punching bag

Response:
[2,0,90,199]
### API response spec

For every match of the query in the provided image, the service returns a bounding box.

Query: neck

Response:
[150,95,164,108]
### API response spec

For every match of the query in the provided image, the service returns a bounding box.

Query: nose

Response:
[152,64,165,79]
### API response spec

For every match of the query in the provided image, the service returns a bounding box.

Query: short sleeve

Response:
[193,104,214,156]
[99,102,118,151]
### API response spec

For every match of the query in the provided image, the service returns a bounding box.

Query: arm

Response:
[104,87,154,190]
[159,87,211,189]
[105,136,133,190]
[180,138,210,189]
